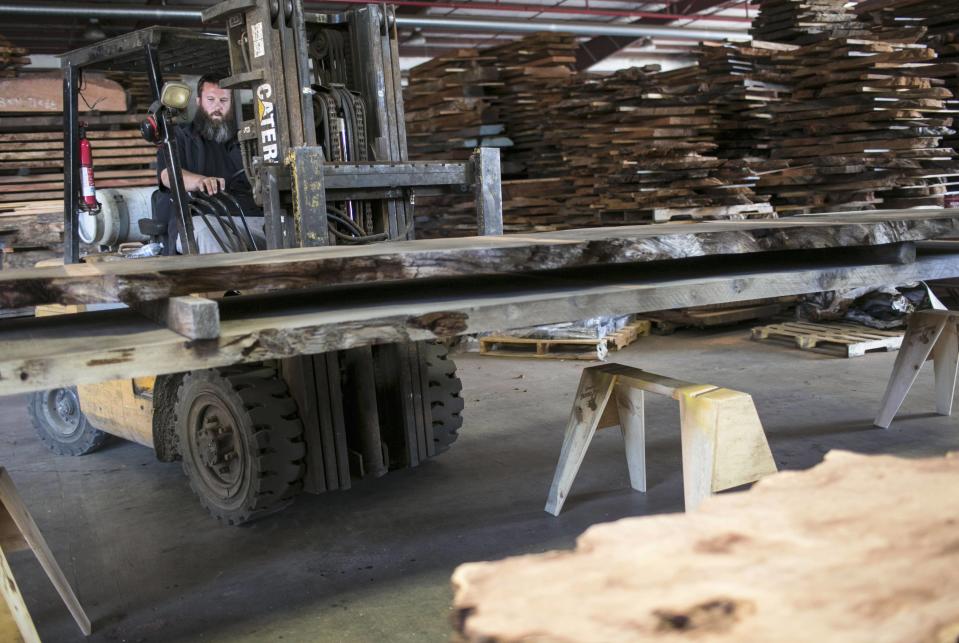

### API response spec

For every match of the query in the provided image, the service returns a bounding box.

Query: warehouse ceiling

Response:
[0,0,757,71]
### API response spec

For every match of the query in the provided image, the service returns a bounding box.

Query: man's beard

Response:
[194,107,235,144]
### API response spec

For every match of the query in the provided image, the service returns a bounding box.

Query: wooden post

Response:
[544,367,616,516]
[875,310,959,428]
[614,383,646,493]
[545,364,777,515]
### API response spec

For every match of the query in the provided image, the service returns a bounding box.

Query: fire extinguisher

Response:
[79,122,99,212]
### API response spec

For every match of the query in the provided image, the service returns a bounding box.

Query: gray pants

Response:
[176,216,267,254]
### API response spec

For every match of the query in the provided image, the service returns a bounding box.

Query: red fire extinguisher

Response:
[79,122,99,211]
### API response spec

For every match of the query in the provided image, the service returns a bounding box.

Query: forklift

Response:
[30,0,503,525]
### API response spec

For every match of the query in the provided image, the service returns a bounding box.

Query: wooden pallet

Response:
[644,302,789,334]
[751,321,904,358]
[479,335,608,360]
[480,321,651,360]
[606,320,651,350]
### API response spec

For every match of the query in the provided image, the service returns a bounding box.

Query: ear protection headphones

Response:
[140,100,162,144]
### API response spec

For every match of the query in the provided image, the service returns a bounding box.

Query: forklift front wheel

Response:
[29,387,109,456]
[174,366,306,525]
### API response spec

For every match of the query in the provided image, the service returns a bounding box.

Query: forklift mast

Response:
[202,0,503,250]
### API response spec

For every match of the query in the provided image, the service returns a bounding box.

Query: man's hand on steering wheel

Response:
[184,173,225,195]
[198,176,225,195]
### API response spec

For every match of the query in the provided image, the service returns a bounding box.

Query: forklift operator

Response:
[156,74,266,254]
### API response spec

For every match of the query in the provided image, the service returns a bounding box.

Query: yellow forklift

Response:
[31,0,502,525]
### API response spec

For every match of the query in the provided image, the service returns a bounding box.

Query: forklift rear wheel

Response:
[425,342,465,453]
[175,366,306,525]
[29,387,109,456]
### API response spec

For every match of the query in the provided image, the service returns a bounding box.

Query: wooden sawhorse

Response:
[875,309,959,428]
[0,468,90,641]
[545,364,778,515]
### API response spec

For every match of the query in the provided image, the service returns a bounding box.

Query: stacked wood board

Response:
[754,34,959,213]
[695,41,796,162]
[0,36,28,79]
[856,0,959,199]
[0,201,62,270]
[104,71,181,113]
[405,49,508,165]
[413,177,572,238]
[0,128,158,204]
[0,210,957,393]
[479,33,578,179]
[750,0,872,44]
[544,66,773,225]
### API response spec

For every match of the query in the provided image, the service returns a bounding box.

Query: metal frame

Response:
[59,27,231,262]
[204,0,503,248]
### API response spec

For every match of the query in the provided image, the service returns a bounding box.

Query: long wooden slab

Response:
[451,450,959,642]
[1,209,958,309]
[1,251,958,396]
[0,73,126,113]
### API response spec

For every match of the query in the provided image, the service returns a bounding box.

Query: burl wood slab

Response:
[452,450,959,642]
[1,209,957,308]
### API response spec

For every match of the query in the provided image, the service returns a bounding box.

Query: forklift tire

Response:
[424,342,465,454]
[29,388,109,456]
[174,365,306,525]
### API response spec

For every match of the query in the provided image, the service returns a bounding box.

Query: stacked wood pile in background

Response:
[405,49,507,164]
[695,41,795,162]
[751,0,871,44]
[479,34,578,179]
[856,0,959,201]
[754,34,959,213]
[406,35,582,235]
[0,201,63,269]
[544,66,773,225]
[0,35,29,79]
[0,41,166,266]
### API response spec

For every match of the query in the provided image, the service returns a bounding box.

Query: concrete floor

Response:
[2,326,957,642]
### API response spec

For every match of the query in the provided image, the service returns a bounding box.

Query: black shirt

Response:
[155,121,262,251]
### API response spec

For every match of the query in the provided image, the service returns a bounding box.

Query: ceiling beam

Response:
[574,0,744,70]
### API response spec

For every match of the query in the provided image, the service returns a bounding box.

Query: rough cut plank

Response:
[0,73,126,113]
[0,209,957,309]
[451,450,959,643]
[2,252,959,396]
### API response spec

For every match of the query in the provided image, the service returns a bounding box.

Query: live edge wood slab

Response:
[451,450,959,643]
[2,252,959,396]
[0,209,957,309]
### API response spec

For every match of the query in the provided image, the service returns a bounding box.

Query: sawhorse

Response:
[0,468,90,641]
[545,364,778,515]
[875,309,959,428]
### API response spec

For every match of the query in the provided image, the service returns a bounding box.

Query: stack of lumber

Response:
[750,0,872,44]
[0,200,62,270]
[0,70,155,204]
[405,49,508,164]
[105,71,182,112]
[0,130,158,204]
[544,66,773,225]
[480,33,578,179]
[856,0,959,192]
[695,41,796,161]
[413,176,574,238]
[755,35,959,213]
[0,36,28,79]
[0,66,163,262]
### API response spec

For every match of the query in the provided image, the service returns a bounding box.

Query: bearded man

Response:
[156,74,266,254]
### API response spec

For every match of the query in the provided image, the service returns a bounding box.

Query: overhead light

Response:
[82,18,106,41]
